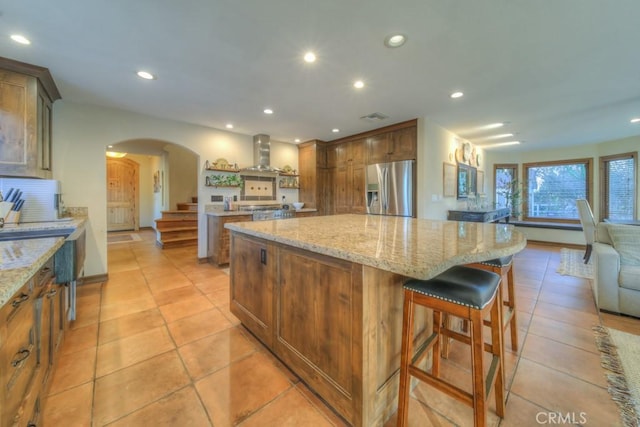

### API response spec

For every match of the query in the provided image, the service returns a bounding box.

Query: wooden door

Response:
[351,163,367,213]
[107,157,139,231]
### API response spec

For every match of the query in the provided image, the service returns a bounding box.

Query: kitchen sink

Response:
[0,228,75,242]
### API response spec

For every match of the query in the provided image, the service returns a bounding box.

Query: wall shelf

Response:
[205,167,240,173]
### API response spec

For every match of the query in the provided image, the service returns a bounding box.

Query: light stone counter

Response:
[225,214,526,280]
[0,237,65,306]
[0,217,86,307]
[206,208,317,217]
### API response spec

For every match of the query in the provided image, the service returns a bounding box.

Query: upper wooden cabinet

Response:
[0,57,61,178]
[327,138,365,168]
[367,126,417,164]
[298,140,328,215]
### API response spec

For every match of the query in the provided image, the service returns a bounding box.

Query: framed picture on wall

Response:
[443,162,456,197]
[457,163,477,199]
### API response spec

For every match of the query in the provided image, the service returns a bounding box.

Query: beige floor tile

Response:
[384,397,458,427]
[98,308,166,345]
[42,382,93,427]
[239,387,336,427]
[510,359,621,427]
[295,383,350,426]
[106,386,211,427]
[76,282,103,297]
[499,393,550,427]
[93,351,190,426]
[47,346,96,395]
[194,274,229,294]
[153,284,203,306]
[205,287,230,307]
[195,352,293,426]
[100,295,157,322]
[527,315,599,353]
[167,308,233,346]
[178,327,257,380]
[96,326,175,377]
[520,334,607,387]
[60,323,98,355]
[533,301,600,329]
[159,294,214,323]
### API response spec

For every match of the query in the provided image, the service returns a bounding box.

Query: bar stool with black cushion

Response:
[468,256,518,352]
[441,255,517,359]
[396,265,505,427]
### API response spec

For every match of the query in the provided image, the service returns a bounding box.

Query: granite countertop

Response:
[206,208,317,217]
[0,237,65,306]
[0,217,86,307]
[225,214,527,280]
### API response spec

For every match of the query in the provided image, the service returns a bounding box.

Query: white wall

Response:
[52,100,297,277]
[164,145,198,209]
[416,119,486,220]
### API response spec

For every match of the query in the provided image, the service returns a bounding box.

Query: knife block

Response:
[1,201,20,224]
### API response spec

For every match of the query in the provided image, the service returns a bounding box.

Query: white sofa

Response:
[592,222,640,317]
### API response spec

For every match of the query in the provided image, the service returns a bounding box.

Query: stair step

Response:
[157,236,198,249]
[155,219,197,230]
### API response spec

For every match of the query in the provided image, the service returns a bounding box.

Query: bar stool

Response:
[396,266,505,427]
[468,256,518,352]
[441,256,518,358]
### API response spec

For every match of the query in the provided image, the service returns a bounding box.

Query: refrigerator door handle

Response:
[382,167,389,211]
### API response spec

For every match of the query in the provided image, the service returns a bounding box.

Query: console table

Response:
[447,207,511,223]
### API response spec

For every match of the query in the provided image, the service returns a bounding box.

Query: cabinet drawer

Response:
[1,293,36,427]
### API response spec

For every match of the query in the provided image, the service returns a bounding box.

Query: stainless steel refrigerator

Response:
[366,160,414,217]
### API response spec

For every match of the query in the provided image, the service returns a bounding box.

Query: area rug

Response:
[557,248,594,279]
[107,233,142,244]
[593,325,640,426]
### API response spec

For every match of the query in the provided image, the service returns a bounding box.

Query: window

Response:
[599,152,637,221]
[522,158,593,223]
[494,164,518,216]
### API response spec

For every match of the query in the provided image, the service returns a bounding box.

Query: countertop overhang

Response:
[225,214,527,280]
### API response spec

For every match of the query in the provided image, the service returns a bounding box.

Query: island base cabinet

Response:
[229,232,431,426]
[230,234,276,347]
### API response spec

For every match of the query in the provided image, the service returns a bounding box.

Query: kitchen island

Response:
[225,214,526,426]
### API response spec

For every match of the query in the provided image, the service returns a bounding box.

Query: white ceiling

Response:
[1,0,639,151]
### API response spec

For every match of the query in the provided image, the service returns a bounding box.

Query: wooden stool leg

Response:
[470,310,487,427]
[432,310,442,377]
[397,290,415,427]
[490,290,506,418]
[440,313,451,359]
[505,266,518,352]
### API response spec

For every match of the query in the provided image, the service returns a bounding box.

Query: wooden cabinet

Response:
[229,234,276,347]
[228,233,431,426]
[207,214,252,266]
[298,140,327,215]
[367,126,417,164]
[294,210,317,218]
[0,57,61,178]
[0,255,64,427]
[328,138,366,214]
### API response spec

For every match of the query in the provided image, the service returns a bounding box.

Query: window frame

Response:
[598,152,637,222]
[522,158,593,224]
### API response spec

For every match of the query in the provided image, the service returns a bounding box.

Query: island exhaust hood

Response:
[241,134,280,175]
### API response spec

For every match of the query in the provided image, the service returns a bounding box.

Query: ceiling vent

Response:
[360,112,389,122]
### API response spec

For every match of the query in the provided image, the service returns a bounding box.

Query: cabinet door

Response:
[298,144,316,208]
[333,165,350,214]
[229,234,276,346]
[326,144,339,168]
[349,139,366,165]
[366,133,390,164]
[350,163,367,214]
[388,126,417,161]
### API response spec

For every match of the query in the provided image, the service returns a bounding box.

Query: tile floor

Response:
[42,229,639,426]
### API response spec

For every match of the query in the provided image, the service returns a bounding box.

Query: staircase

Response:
[154,203,198,248]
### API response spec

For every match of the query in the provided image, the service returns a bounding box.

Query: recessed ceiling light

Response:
[631,118,640,123]
[485,122,505,129]
[481,141,521,149]
[384,34,407,48]
[225,124,234,129]
[304,51,316,63]
[450,91,464,99]
[263,108,273,115]
[332,128,340,133]
[136,71,155,80]
[294,138,301,143]
[353,80,365,89]
[10,34,31,45]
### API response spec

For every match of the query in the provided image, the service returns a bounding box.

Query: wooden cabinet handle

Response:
[11,348,31,367]
[11,293,29,308]
[46,288,58,299]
